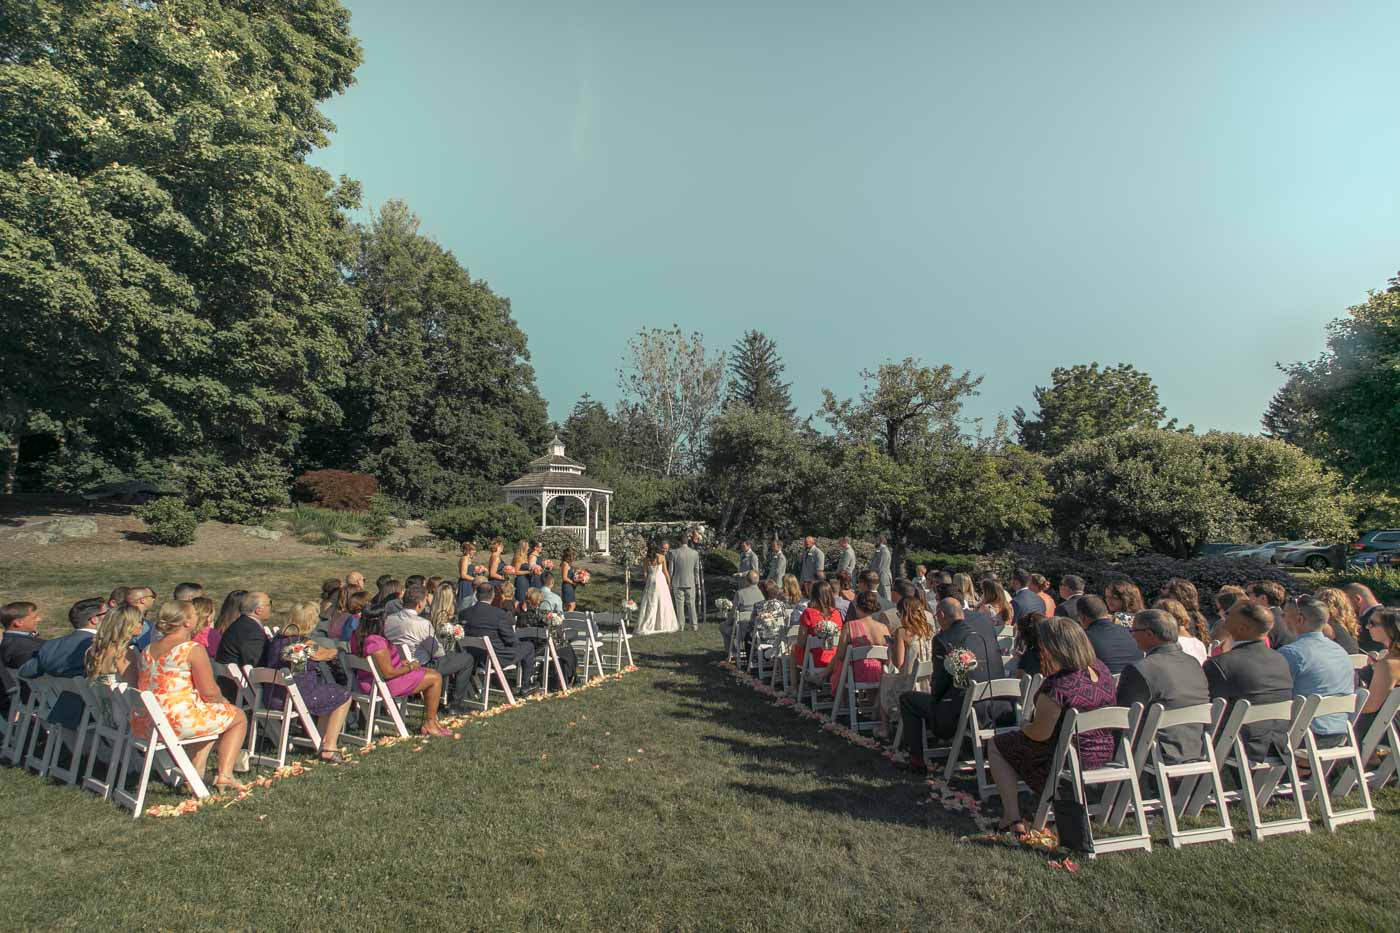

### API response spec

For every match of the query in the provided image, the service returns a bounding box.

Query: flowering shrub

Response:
[293,470,379,512]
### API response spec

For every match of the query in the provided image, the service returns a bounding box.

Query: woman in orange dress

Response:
[127,600,249,792]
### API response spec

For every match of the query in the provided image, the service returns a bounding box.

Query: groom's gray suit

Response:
[670,543,702,630]
[869,544,893,601]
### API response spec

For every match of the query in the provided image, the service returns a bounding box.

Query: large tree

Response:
[704,406,815,540]
[0,1,365,516]
[725,330,795,421]
[317,201,549,512]
[616,326,725,477]
[1015,362,1174,456]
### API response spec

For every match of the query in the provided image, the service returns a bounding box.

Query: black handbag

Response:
[1051,779,1094,854]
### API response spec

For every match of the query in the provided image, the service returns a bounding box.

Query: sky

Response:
[312,1,1400,434]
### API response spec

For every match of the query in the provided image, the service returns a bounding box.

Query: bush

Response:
[179,452,289,523]
[705,548,740,576]
[137,496,200,547]
[1319,566,1400,604]
[360,495,394,548]
[285,505,365,545]
[429,503,537,545]
[903,551,979,576]
[293,469,378,511]
[538,528,583,559]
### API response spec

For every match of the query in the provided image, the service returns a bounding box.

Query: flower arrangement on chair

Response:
[813,619,840,647]
[714,598,734,613]
[944,648,979,687]
[436,622,464,651]
[280,641,316,673]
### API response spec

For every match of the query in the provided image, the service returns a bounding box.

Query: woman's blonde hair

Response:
[512,540,530,567]
[190,596,216,634]
[283,601,319,637]
[430,583,456,628]
[1152,598,1194,640]
[781,574,802,604]
[85,605,145,679]
[525,588,544,609]
[1037,616,1097,673]
[952,573,977,606]
[1315,587,1360,639]
[154,600,194,636]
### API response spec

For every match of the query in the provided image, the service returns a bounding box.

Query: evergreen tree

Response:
[725,331,795,420]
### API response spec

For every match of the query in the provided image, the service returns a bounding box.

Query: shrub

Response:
[286,505,365,545]
[137,496,200,547]
[1319,566,1400,604]
[538,528,583,560]
[903,551,979,576]
[429,503,537,545]
[293,470,378,512]
[705,548,740,576]
[360,495,394,548]
[179,452,288,523]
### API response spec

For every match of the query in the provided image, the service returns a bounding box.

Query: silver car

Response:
[1230,540,1294,562]
[1271,540,1333,571]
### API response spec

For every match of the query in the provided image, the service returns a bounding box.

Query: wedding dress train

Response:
[635,565,680,636]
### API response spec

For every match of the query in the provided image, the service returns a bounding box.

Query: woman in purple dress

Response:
[987,616,1117,833]
[263,602,354,763]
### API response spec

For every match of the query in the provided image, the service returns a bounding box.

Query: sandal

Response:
[419,723,452,738]
[319,749,352,764]
[213,776,251,793]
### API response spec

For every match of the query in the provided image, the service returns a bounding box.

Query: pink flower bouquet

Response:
[575,569,591,585]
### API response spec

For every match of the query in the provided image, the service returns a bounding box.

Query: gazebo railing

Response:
[549,526,589,549]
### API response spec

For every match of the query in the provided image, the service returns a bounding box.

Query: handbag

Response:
[1051,777,1094,854]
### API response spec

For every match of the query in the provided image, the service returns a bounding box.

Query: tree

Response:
[820,359,983,565]
[1200,432,1355,544]
[1261,374,1323,452]
[725,330,795,420]
[1015,363,1174,456]
[703,406,815,540]
[317,201,549,513]
[0,1,365,518]
[617,326,725,476]
[559,395,623,470]
[1280,281,1400,495]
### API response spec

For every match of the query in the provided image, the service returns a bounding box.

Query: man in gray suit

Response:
[764,540,787,584]
[799,535,825,595]
[724,571,765,653]
[1116,609,1211,763]
[1009,568,1042,624]
[836,537,857,581]
[737,541,761,576]
[869,535,893,601]
[670,532,702,631]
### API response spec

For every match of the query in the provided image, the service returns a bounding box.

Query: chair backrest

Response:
[1350,654,1370,670]
[846,645,889,664]
[339,653,378,694]
[591,612,620,626]
[1071,704,1133,733]
[1308,693,1359,719]
[1358,685,1400,756]
[246,666,292,688]
[970,676,1024,703]
[1148,700,1218,731]
[0,663,18,703]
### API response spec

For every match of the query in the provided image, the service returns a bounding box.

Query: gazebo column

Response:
[540,492,548,530]
[604,494,610,554]
[583,495,591,552]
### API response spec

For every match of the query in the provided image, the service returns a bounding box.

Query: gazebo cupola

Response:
[503,436,612,553]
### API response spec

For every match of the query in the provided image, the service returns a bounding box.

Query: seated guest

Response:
[1009,568,1042,623]
[1030,574,1057,615]
[1357,610,1400,738]
[460,583,537,694]
[725,571,765,654]
[324,590,368,644]
[1,601,44,716]
[897,598,1007,772]
[387,583,476,714]
[84,605,147,730]
[833,571,855,618]
[1161,578,1211,641]
[262,602,353,761]
[172,582,203,601]
[879,593,935,739]
[537,573,564,613]
[1210,585,1248,653]
[987,616,1116,832]
[318,579,343,624]
[794,581,843,673]
[18,597,106,730]
[1010,611,1045,676]
[1248,581,1295,649]
[1313,587,1361,655]
[951,573,978,610]
[749,581,789,645]
[514,589,578,690]
[213,590,247,649]
[351,607,449,736]
[190,597,219,653]
[1278,600,1356,747]
[1204,603,1294,762]
[856,570,895,611]
[1076,595,1144,674]
[372,578,404,613]
[781,574,806,624]
[1347,583,1386,653]
[1152,598,1209,665]
[828,590,891,695]
[1117,609,1211,762]
[1104,580,1145,626]
[214,591,272,702]
[1055,575,1086,620]
[976,579,1012,627]
[125,600,249,791]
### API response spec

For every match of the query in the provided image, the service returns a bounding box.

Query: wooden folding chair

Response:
[459,636,518,711]
[112,690,216,818]
[1108,700,1234,848]
[830,645,889,733]
[1330,684,1400,798]
[1031,705,1152,856]
[82,680,133,800]
[942,677,1024,798]
[1297,694,1376,833]
[246,667,324,768]
[339,654,410,746]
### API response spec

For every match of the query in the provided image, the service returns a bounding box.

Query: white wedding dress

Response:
[634,564,680,635]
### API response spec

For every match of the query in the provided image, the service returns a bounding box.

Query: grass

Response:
[1,559,1398,929]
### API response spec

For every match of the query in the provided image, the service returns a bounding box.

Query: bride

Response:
[634,549,680,636]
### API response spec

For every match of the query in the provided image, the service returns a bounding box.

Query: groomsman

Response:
[869,535,893,601]
[764,540,787,584]
[799,535,825,595]
[836,537,857,580]
[737,540,761,576]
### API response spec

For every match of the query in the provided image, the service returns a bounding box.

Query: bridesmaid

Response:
[510,540,532,610]
[457,541,478,610]
[486,538,509,590]
[560,546,579,612]
[527,540,545,589]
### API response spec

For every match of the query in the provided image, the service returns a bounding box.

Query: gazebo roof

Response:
[504,436,612,494]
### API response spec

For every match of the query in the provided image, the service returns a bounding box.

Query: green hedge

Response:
[903,551,979,576]
[705,548,741,576]
[137,496,199,547]
[429,504,536,545]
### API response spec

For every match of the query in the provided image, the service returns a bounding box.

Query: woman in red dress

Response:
[794,580,843,671]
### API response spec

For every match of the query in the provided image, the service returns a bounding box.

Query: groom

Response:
[670,530,702,631]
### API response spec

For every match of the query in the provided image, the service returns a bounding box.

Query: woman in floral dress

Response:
[879,594,935,739]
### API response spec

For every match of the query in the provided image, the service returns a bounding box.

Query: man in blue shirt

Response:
[537,573,564,613]
[1278,600,1356,747]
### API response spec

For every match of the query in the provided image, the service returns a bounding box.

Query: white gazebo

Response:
[503,436,613,554]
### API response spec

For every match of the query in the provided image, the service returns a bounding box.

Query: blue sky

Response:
[312,1,1400,433]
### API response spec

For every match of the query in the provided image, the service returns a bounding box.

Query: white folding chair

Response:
[889,659,937,754]
[796,638,836,712]
[515,628,568,696]
[1032,705,1153,856]
[829,645,890,733]
[591,612,634,672]
[1185,697,1316,841]
[768,625,803,694]
[112,690,216,818]
[82,680,133,800]
[1330,684,1400,798]
[47,680,101,787]
[339,654,410,746]
[1297,694,1376,832]
[1349,654,1370,671]
[567,618,606,683]
[1109,700,1233,848]
[1019,673,1044,725]
[21,675,67,777]
[460,636,518,711]
[942,677,1025,798]
[246,667,324,768]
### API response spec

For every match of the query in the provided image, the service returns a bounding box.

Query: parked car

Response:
[1199,542,1247,557]
[1271,540,1334,571]
[1229,540,1294,562]
[1353,529,1400,558]
[1350,550,1400,569]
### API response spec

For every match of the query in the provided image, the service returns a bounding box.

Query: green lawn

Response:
[1,560,1397,930]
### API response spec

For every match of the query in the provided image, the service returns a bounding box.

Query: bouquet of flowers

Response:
[503,564,517,575]
[574,569,591,585]
[281,640,316,673]
[944,648,979,688]
[813,619,840,646]
[623,599,638,613]
[543,559,555,570]
[436,622,464,651]
[543,610,565,627]
[714,598,734,612]
[754,602,788,641]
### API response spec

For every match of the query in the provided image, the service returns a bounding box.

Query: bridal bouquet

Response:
[503,564,517,575]
[944,648,979,688]
[280,640,316,673]
[813,619,840,647]
[714,598,734,612]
